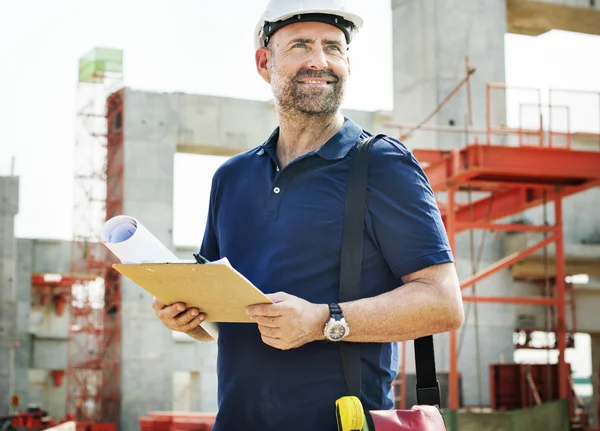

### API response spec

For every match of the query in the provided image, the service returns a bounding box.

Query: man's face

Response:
[257,21,351,116]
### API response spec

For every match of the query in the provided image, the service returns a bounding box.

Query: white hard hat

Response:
[254,0,364,50]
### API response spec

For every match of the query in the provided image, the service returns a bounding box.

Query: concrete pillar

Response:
[120,89,178,431]
[14,239,34,411]
[0,176,19,415]
[391,0,507,150]
[391,1,514,406]
[198,343,218,412]
[189,372,200,412]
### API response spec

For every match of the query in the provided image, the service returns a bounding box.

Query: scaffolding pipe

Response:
[447,188,459,411]
[460,234,558,291]
[400,66,476,142]
[555,196,568,400]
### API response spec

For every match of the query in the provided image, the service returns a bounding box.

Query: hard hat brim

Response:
[254,8,363,50]
[261,13,356,48]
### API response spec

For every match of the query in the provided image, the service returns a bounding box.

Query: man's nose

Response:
[307,46,328,69]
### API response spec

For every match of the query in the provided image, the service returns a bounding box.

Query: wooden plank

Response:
[511,255,600,279]
[507,0,600,37]
[176,143,241,157]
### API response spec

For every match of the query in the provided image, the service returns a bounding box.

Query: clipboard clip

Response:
[193,253,210,264]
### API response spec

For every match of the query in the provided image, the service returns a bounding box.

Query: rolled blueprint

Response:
[102,215,219,339]
[102,215,179,264]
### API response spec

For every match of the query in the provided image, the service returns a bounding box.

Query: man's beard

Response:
[272,67,345,116]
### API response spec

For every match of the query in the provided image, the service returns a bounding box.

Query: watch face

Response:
[328,323,347,341]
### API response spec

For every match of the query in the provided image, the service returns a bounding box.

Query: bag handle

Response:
[339,134,442,407]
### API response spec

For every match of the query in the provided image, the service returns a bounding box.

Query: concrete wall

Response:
[391,0,507,151]
[14,238,33,411]
[170,91,394,157]
[172,335,218,412]
[176,93,279,155]
[23,240,73,420]
[28,369,66,420]
[0,176,19,415]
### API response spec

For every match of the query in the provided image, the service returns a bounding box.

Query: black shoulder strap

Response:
[339,134,442,408]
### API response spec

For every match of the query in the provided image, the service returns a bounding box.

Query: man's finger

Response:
[179,313,205,332]
[152,297,166,310]
[252,316,280,327]
[258,325,279,338]
[175,308,200,326]
[260,334,281,347]
[247,303,283,318]
[160,302,187,319]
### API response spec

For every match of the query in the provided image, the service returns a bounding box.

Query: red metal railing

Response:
[387,80,600,417]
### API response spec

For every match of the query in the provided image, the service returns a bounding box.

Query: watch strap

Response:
[329,303,343,320]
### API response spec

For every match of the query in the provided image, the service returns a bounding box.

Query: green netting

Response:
[78,47,123,83]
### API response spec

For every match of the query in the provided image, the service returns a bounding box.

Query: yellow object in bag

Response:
[336,396,368,431]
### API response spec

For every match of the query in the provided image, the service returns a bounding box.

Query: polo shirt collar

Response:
[255,117,364,160]
[315,117,364,160]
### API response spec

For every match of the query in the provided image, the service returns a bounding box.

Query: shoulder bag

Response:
[338,134,447,430]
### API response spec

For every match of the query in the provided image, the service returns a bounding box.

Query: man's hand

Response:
[246,292,329,350]
[152,297,205,333]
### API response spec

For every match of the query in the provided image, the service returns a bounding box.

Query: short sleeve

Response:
[199,172,221,261]
[365,138,454,279]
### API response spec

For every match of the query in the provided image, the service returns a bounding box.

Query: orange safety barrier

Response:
[75,422,117,431]
[139,412,217,431]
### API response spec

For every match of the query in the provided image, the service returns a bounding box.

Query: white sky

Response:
[1,0,599,247]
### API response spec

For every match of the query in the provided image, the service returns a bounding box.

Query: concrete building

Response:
[1,0,599,430]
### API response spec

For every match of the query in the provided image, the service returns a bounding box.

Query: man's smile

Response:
[296,78,334,86]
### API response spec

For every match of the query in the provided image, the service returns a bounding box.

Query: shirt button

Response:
[273,187,280,194]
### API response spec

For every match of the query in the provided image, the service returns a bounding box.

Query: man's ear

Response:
[255,47,271,84]
[347,54,351,76]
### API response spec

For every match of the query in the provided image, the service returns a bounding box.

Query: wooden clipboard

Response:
[113,262,272,322]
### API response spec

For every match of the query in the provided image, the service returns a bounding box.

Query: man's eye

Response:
[294,43,307,48]
[328,45,341,52]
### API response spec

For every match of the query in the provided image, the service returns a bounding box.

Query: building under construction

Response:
[1,1,600,430]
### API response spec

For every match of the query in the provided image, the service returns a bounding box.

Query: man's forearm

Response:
[315,280,464,343]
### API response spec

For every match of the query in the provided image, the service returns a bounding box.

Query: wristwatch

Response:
[323,303,350,342]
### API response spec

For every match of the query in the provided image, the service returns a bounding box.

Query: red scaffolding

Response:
[67,47,124,427]
[390,78,600,415]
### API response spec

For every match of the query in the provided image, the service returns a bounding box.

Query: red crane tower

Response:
[68,47,124,428]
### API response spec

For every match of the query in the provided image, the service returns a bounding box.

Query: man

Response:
[152,1,464,430]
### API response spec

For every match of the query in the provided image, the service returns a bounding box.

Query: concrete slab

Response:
[0,176,19,415]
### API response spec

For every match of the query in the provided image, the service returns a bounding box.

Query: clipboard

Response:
[113,262,273,322]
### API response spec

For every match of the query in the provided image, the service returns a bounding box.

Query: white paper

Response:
[102,215,181,263]
[102,215,219,340]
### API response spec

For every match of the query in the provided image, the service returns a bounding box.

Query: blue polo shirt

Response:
[199,117,453,431]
